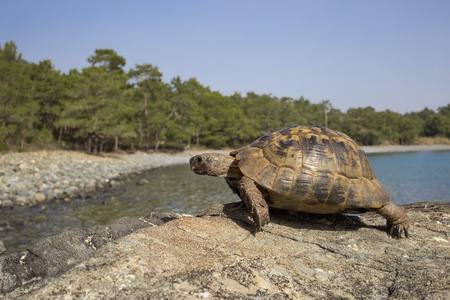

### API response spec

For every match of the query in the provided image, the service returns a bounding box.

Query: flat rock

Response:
[1,202,449,299]
[0,212,185,298]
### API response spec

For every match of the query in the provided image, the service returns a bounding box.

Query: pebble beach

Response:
[0,150,214,208]
[1,145,449,208]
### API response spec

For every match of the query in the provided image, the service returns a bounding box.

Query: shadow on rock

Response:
[198,202,374,234]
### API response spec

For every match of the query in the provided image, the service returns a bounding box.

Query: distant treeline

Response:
[1,41,449,153]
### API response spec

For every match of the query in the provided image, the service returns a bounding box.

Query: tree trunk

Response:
[87,135,92,154]
[114,135,119,151]
[195,133,200,148]
[145,132,150,152]
[58,127,63,142]
[93,138,98,155]
[154,131,160,152]
[100,138,105,154]
[144,94,150,152]
[138,130,143,148]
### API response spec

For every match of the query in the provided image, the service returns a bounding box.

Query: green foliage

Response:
[1,41,450,152]
[87,49,126,72]
[0,41,36,148]
[429,104,450,138]
[30,127,55,148]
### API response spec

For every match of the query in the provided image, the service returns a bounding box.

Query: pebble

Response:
[0,240,6,254]
[0,150,208,207]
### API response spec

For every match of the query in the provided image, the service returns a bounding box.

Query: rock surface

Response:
[0,212,186,299]
[1,201,449,299]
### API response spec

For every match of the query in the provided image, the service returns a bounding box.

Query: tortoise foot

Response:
[374,203,410,239]
[252,201,270,232]
[386,223,409,239]
[238,176,270,233]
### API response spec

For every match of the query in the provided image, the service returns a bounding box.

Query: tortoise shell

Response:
[232,125,391,214]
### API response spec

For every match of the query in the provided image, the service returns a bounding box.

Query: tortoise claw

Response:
[252,203,270,233]
[253,213,262,233]
[375,203,410,239]
[386,223,409,239]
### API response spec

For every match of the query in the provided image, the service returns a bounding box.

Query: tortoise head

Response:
[190,153,241,178]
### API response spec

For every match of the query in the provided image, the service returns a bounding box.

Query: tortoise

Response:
[189,125,409,238]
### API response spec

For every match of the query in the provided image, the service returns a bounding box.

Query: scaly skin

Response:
[238,176,270,232]
[372,202,409,239]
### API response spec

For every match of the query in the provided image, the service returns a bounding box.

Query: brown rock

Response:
[2,202,449,299]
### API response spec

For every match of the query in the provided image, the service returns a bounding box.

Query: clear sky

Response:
[1,0,449,114]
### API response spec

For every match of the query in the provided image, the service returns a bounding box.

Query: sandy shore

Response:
[1,145,449,207]
[362,144,450,154]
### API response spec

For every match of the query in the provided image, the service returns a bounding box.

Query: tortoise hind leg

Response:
[372,202,409,239]
[238,176,270,232]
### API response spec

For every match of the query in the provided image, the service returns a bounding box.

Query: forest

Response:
[1,41,449,153]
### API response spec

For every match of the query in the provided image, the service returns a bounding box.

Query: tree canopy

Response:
[1,41,449,153]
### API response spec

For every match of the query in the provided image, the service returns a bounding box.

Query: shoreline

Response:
[1,145,449,208]
[362,144,450,154]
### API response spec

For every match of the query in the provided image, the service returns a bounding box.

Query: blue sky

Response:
[1,0,449,114]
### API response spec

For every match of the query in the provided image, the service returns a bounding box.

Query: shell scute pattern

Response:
[301,134,337,174]
[249,131,281,149]
[312,172,335,204]
[289,167,314,200]
[327,175,349,206]
[238,156,269,180]
[236,125,391,213]
[272,166,296,196]
[253,163,278,190]
[359,152,376,179]
[264,135,302,167]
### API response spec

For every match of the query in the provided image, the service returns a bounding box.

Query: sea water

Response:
[1,150,449,254]
[369,151,450,204]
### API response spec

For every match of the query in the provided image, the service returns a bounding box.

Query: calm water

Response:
[369,151,450,204]
[1,150,449,255]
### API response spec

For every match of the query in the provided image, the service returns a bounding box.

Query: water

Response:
[0,165,231,255]
[1,151,449,255]
[369,151,450,204]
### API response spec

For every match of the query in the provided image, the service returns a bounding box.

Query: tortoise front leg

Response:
[238,176,270,232]
[373,202,409,239]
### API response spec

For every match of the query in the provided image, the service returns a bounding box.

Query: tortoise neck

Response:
[225,160,242,178]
